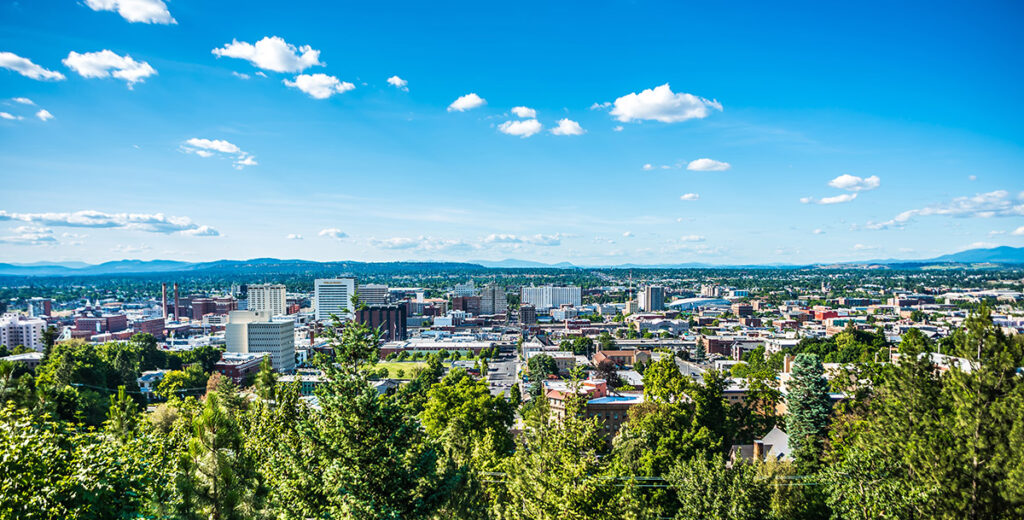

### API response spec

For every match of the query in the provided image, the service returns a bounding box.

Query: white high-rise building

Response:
[248,283,287,316]
[0,313,47,351]
[520,285,581,310]
[225,310,295,372]
[315,277,356,322]
[453,280,477,297]
[357,283,389,305]
[639,285,665,312]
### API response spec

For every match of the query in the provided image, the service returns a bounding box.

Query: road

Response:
[486,353,519,396]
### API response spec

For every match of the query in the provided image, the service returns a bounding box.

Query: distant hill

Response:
[470,259,577,268]
[922,245,1024,264]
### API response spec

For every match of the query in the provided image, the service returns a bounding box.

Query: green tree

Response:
[785,353,830,471]
[667,455,769,520]
[253,356,277,401]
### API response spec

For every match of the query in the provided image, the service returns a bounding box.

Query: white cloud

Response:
[801,193,858,205]
[35,109,54,121]
[0,112,20,120]
[318,228,348,240]
[232,71,251,80]
[448,93,486,112]
[1012,226,1024,236]
[686,158,731,171]
[680,235,706,242]
[622,231,634,238]
[965,241,998,250]
[968,175,978,181]
[550,118,585,136]
[112,244,152,254]
[610,83,722,123]
[828,174,880,192]
[642,164,654,171]
[284,73,354,99]
[84,0,175,24]
[511,106,536,119]
[0,52,66,81]
[286,233,303,240]
[613,125,624,132]
[63,50,156,87]
[0,210,218,235]
[483,233,562,246]
[852,243,878,251]
[181,138,257,170]
[372,237,418,249]
[590,101,611,110]
[12,97,34,105]
[0,226,57,246]
[498,119,542,138]
[181,225,218,237]
[680,193,699,201]
[867,190,1024,230]
[386,75,408,91]
[212,36,323,73]
[813,229,825,234]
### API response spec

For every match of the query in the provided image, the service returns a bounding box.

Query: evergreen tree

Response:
[253,356,277,401]
[785,353,830,471]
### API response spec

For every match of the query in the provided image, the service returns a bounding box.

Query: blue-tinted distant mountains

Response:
[1,246,1023,276]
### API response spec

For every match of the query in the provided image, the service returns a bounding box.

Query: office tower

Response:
[248,283,287,316]
[452,280,477,297]
[355,304,407,341]
[480,285,507,315]
[357,283,389,305]
[26,297,52,317]
[225,310,295,372]
[452,295,481,315]
[520,285,582,310]
[315,277,356,322]
[639,285,665,312]
[518,304,537,325]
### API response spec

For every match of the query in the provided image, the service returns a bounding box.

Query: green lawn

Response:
[375,361,428,379]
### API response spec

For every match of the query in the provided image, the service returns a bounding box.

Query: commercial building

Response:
[248,283,287,316]
[521,285,581,310]
[225,310,295,372]
[452,281,477,297]
[357,284,389,305]
[639,285,665,312]
[214,352,265,384]
[355,304,408,341]
[452,295,481,315]
[315,277,356,322]
[480,285,507,315]
[0,314,46,350]
[518,304,537,325]
[27,297,52,317]
[133,317,166,339]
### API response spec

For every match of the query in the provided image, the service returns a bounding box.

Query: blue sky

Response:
[2,0,1023,265]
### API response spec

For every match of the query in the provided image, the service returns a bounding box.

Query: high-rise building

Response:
[639,285,665,312]
[315,277,356,322]
[452,295,481,315]
[248,283,287,316]
[355,304,407,341]
[357,284,389,305]
[27,297,52,317]
[453,280,477,297]
[225,310,295,372]
[520,285,581,310]
[0,313,46,351]
[480,285,507,315]
[518,304,537,325]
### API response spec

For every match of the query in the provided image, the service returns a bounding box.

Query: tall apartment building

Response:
[315,277,356,322]
[520,285,581,310]
[355,304,407,341]
[639,285,665,312]
[225,310,295,372]
[357,284,389,305]
[248,284,287,316]
[0,313,46,351]
[453,280,477,297]
[27,297,52,317]
[518,304,537,325]
[480,285,507,315]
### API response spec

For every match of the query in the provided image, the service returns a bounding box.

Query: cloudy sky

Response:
[1,0,1023,265]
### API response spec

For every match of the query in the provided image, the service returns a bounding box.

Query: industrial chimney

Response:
[173,283,180,321]
[161,283,167,319]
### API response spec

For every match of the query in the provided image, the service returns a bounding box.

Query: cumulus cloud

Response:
[852,243,878,251]
[483,233,562,246]
[448,93,486,112]
[0,52,66,81]
[84,0,175,24]
[0,210,218,235]
[622,231,633,238]
[0,226,57,246]
[1013,226,1024,236]
[867,190,1024,230]
[212,36,323,73]
[0,112,21,120]
[63,50,156,87]
[12,97,34,105]
[613,125,624,132]
[550,118,585,136]
[590,101,611,110]
[286,233,303,240]
[610,83,722,123]
[680,193,699,201]
[372,237,419,249]
[498,119,542,138]
[232,71,251,80]
[642,164,654,171]
[686,158,731,171]
[372,236,477,253]
[35,109,54,121]
[386,75,408,91]
[813,229,825,234]
[284,73,354,99]
[182,138,257,170]
[680,235,706,242]
[511,106,536,118]
[318,228,348,240]
[829,174,880,192]
[801,193,858,205]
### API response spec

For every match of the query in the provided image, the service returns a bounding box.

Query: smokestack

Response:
[173,283,180,321]
[162,283,167,319]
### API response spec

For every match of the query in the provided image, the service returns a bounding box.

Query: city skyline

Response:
[2,0,1024,266]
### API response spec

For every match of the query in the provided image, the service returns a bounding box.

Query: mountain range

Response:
[1,245,1023,277]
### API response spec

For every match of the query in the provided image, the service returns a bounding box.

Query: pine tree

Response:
[785,353,830,471]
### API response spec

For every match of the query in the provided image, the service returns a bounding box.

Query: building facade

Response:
[355,304,408,341]
[357,284,389,305]
[248,283,287,316]
[225,310,295,372]
[315,277,356,322]
[639,285,665,312]
[0,313,46,351]
[480,285,507,315]
[520,285,582,310]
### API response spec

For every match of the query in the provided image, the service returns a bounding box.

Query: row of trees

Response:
[1,309,1023,518]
